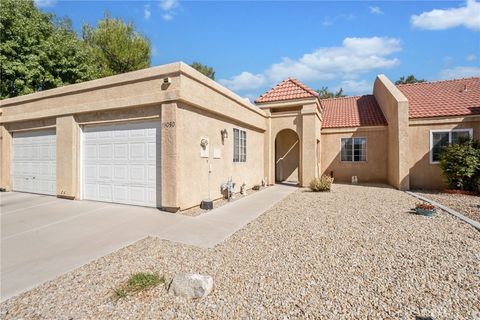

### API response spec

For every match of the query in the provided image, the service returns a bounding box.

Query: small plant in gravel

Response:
[415,202,435,210]
[415,202,436,216]
[309,175,334,192]
[113,272,164,300]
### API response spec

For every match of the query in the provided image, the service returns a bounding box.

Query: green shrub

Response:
[439,139,480,191]
[309,175,334,192]
[114,272,164,300]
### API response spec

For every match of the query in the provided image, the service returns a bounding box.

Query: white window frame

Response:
[429,128,473,164]
[233,128,246,163]
[340,137,367,162]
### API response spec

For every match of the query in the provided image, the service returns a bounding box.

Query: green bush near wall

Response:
[439,139,480,191]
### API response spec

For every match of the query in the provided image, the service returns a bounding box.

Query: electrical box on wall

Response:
[213,148,221,159]
[200,137,209,158]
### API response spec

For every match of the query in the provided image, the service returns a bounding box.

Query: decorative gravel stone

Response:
[168,273,214,299]
[1,184,479,319]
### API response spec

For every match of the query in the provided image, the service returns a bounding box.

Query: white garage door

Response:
[82,121,160,207]
[12,129,57,195]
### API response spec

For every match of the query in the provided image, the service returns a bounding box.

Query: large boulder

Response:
[168,273,214,299]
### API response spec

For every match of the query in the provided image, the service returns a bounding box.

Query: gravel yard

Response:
[413,190,480,223]
[1,184,479,319]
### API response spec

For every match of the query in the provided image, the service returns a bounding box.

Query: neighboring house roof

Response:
[321,95,387,129]
[255,77,318,103]
[397,77,480,119]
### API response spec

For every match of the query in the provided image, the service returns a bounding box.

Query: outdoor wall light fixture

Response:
[221,129,228,140]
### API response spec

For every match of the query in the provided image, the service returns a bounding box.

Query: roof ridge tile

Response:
[255,78,318,103]
[396,76,480,87]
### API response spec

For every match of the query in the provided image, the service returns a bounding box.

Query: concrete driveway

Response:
[1,192,189,301]
[1,185,296,302]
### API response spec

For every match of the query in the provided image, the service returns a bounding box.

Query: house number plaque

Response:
[162,121,176,128]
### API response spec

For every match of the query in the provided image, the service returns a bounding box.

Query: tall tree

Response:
[395,74,426,85]
[0,0,97,99]
[316,86,345,99]
[191,61,215,80]
[82,13,151,77]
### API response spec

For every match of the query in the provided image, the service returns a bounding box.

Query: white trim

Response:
[80,125,84,200]
[340,137,368,162]
[429,128,473,164]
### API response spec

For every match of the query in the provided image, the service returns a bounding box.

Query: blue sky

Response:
[36,0,480,100]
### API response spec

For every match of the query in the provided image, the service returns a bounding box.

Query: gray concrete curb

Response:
[406,191,480,231]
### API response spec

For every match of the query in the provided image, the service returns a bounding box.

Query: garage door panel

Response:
[84,145,97,159]
[114,144,128,159]
[99,144,112,159]
[130,187,145,202]
[113,185,128,202]
[98,165,112,180]
[113,165,128,180]
[82,122,160,208]
[12,129,56,196]
[129,165,145,181]
[98,184,113,200]
[130,143,145,159]
[83,183,98,199]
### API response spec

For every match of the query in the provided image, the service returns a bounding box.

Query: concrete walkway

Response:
[1,184,296,301]
[158,183,297,247]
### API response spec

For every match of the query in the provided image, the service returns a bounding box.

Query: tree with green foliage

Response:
[439,138,480,190]
[190,61,215,80]
[82,13,151,77]
[395,74,426,85]
[0,0,97,99]
[316,86,345,99]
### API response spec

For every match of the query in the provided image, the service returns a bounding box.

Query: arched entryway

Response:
[275,129,300,183]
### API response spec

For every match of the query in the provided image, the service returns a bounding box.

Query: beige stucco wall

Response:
[373,74,410,190]
[0,125,12,190]
[321,126,388,183]
[56,116,80,199]
[301,103,321,186]
[176,103,265,210]
[409,116,480,189]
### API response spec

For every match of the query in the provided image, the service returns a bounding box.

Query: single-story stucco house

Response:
[0,62,479,211]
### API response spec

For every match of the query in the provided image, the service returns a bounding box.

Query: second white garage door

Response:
[82,121,161,207]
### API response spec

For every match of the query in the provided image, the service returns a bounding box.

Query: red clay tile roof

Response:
[255,77,318,103]
[321,95,387,128]
[397,77,480,119]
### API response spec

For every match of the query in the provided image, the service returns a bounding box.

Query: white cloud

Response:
[34,0,57,8]
[411,0,480,31]
[466,54,477,61]
[162,13,174,21]
[158,0,179,21]
[440,66,480,79]
[144,4,151,20]
[322,14,355,26]
[219,36,401,95]
[159,0,179,11]
[369,6,384,15]
[219,72,267,91]
[337,80,372,95]
[266,37,401,82]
